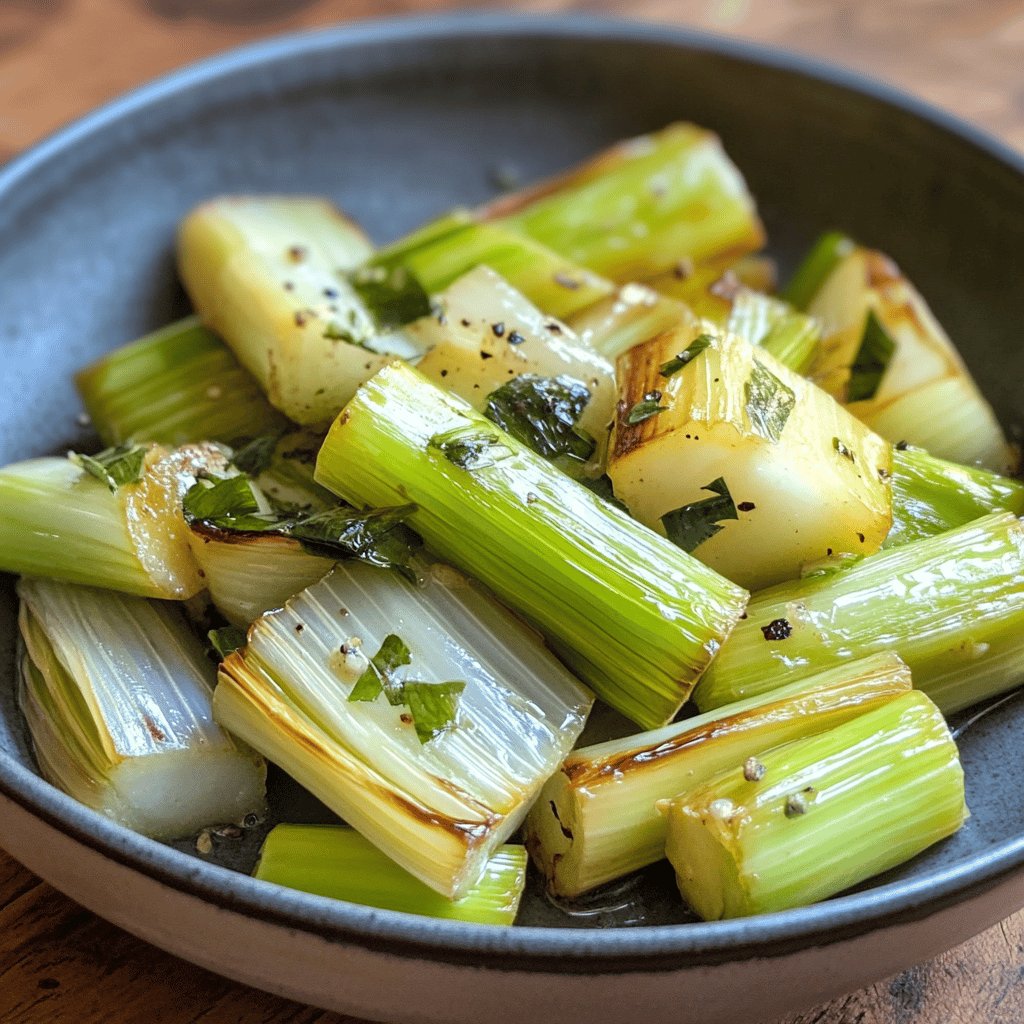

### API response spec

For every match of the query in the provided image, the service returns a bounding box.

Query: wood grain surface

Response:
[1,1,1023,1022]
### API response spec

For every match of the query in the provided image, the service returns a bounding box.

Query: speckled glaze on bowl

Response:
[1,15,1024,1024]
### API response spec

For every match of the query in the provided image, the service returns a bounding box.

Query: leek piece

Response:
[369,219,613,321]
[483,123,765,282]
[255,824,526,925]
[527,652,910,898]
[214,562,592,897]
[696,511,1024,715]
[0,443,225,599]
[177,196,421,426]
[726,289,820,375]
[887,446,1024,548]
[18,578,266,839]
[608,324,892,590]
[803,241,1014,472]
[245,430,335,513]
[188,525,334,627]
[75,316,289,447]
[567,284,697,362]
[781,231,856,310]
[411,266,615,470]
[662,690,967,919]
[314,362,748,729]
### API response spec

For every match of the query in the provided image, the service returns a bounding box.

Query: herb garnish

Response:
[661,477,738,552]
[348,264,432,330]
[659,333,713,378]
[230,433,284,477]
[208,626,247,660]
[626,390,668,425]
[183,476,274,531]
[581,474,630,513]
[848,309,896,402]
[348,635,465,743]
[69,443,148,492]
[429,427,514,470]
[484,375,595,469]
[745,362,796,443]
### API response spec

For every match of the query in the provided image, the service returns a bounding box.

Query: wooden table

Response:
[1,1,1022,1021]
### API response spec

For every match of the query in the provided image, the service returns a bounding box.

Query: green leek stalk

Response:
[791,234,1014,472]
[526,653,910,898]
[314,362,749,729]
[369,219,614,321]
[662,690,967,919]
[214,562,592,897]
[608,324,892,591]
[725,289,821,376]
[18,578,266,839]
[0,444,226,599]
[887,446,1024,548]
[696,511,1024,716]
[255,825,526,925]
[177,196,421,426]
[481,123,765,282]
[74,317,289,447]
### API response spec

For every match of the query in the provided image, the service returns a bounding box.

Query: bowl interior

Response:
[1,16,1024,940]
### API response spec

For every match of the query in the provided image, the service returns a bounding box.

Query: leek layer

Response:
[314,362,748,729]
[215,562,591,897]
[18,578,266,839]
[255,824,526,925]
[663,691,967,919]
[527,653,910,898]
[696,512,1024,715]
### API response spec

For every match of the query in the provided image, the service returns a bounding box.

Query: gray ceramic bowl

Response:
[1,14,1023,1024]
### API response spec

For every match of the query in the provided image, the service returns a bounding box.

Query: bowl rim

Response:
[1,11,1023,972]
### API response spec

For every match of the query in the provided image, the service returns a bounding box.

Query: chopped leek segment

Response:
[0,444,226,599]
[410,266,616,472]
[368,219,614,321]
[255,825,526,925]
[527,652,911,898]
[608,324,892,590]
[663,691,967,919]
[18,578,266,839]
[803,241,1015,472]
[75,316,289,447]
[315,362,748,729]
[177,196,421,426]
[484,123,765,282]
[887,446,1024,548]
[214,562,592,897]
[696,512,1024,716]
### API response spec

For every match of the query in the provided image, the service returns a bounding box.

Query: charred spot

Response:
[550,800,574,840]
[287,245,308,263]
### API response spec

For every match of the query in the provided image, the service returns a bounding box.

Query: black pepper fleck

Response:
[737,501,756,512]
[760,618,793,641]
[491,322,506,337]
[508,330,526,346]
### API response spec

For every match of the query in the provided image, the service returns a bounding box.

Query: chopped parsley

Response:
[848,309,896,402]
[348,264,432,330]
[69,443,148,492]
[230,433,284,477]
[661,477,738,553]
[745,362,796,443]
[659,333,713,378]
[348,634,465,743]
[207,626,247,661]
[483,375,595,469]
[626,390,668,425]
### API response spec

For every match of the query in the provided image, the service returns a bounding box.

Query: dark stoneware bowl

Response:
[1,15,1022,1023]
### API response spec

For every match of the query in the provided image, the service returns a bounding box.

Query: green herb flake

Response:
[208,626,247,660]
[661,477,738,553]
[626,390,668,425]
[582,474,630,513]
[429,427,514,470]
[348,634,412,704]
[848,309,896,402]
[348,264,433,330]
[659,333,713,378]
[69,443,148,492]
[230,433,284,476]
[484,375,595,467]
[182,475,276,531]
[745,362,796,443]
[287,505,420,577]
[402,680,466,744]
